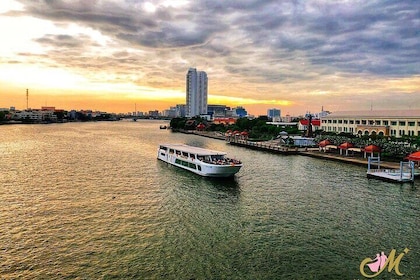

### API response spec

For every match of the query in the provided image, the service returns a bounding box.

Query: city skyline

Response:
[0,1,419,115]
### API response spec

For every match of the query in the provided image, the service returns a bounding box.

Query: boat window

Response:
[182,152,188,157]
[160,146,167,151]
[169,149,174,154]
[176,150,181,155]
[189,163,196,169]
[197,165,201,171]
[190,154,196,159]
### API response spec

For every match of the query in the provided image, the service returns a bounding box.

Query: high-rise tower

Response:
[186,68,207,117]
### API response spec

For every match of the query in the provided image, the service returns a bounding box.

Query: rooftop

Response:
[160,144,227,156]
[323,110,420,118]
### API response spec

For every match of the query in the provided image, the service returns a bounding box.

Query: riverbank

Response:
[187,130,405,170]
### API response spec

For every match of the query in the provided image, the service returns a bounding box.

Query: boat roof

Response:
[160,144,227,156]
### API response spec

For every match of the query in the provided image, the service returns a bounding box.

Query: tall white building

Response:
[186,68,208,117]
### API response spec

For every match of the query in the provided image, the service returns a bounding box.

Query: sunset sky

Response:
[0,0,419,116]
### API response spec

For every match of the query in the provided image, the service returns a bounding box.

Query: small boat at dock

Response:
[157,144,242,177]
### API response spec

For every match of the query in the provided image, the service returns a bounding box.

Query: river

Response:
[0,120,418,279]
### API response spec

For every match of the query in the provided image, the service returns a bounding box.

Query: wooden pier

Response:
[227,138,301,155]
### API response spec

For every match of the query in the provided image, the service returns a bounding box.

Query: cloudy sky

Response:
[0,0,419,115]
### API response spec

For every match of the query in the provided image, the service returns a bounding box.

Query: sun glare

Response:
[0,0,24,13]
[143,2,157,13]
[0,64,87,89]
[209,95,292,107]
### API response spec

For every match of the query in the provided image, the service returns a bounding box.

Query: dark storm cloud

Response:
[11,0,420,82]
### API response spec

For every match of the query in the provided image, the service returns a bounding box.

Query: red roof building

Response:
[213,118,237,125]
[298,119,321,131]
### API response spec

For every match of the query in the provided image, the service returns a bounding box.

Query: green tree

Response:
[170,117,187,130]
[0,111,5,122]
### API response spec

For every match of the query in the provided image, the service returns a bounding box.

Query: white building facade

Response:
[13,109,57,122]
[186,68,208,117]
[321,110,420,137]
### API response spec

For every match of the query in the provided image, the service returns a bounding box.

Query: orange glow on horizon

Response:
[1,81,298,115]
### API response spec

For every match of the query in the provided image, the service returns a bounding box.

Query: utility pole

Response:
[26,89,29,110]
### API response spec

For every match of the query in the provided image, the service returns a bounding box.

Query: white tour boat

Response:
[157,144,242,177]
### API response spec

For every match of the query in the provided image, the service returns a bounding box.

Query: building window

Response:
[408,121,415,126]
[333,120,337,124]
[349,120,354,124]
[399,121,406,126]
[391,121,397,126]
[328,120,332,123]
[356,120,360,124]
[375,120,381,125]
[362,120,367,125]
[383,120,388,126]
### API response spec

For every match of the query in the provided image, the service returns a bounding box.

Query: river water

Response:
[0,120,418,279]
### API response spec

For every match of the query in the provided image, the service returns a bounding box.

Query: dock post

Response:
[400,161,403,181]
[410,161,415,181]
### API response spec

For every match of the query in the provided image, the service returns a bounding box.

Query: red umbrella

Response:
[406,151,420,161]
[318,140,331,147]
[338,142,354,149]
[196,123,206,131]
[363,145,381,153]
[338,142,354,156]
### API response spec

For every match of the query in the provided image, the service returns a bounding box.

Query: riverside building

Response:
[186,68,208,117]
[321,110,420,137]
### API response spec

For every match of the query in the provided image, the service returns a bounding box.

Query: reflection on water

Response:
[0,120,418,279]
